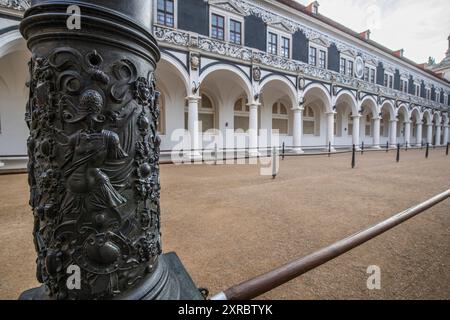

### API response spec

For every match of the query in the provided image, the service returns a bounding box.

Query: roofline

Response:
[272,0,450,86]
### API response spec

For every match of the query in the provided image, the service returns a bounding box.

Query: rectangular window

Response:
[347,61,354,77]
[364,67,369,82]
[370,68,375,83]
[385,74,393,89]
[211,14,225,40]
[340,58,346,74]
[400,79,408,93]
[436,92,440,103]
[319,50,326,69]
[157,0,175,27]
[415,84,420,97]
[426,88,431,100]
[309,47,317,66]
[303,120,315,135]
[268,32,278,55]
[281,37,290,58]
[229,19,242,45]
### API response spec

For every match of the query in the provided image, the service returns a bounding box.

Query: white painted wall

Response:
[0,49,30,156]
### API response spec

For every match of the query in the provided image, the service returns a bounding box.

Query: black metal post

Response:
[446,143,449,156]
[361,142,364,155]
[351,144,356,169]
[20,0,201,300]
[282,142,285,161]
[405,141,408,152]
[328,141,331,157]
[426,143,429,158]
[386,141,389,153]
[396,143,400,162]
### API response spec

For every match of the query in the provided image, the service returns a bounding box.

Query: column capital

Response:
[372,117,382,121]
[186,95,201,102]
[351,115,361,119]
[326,111,336,115]
[291,106,304,112]
[246,101,261,109]
[389,119,398,123]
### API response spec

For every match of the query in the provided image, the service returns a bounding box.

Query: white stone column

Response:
[292,106,304,153]
[326,112,336,151]
[427,123,433,145]
[404,121,411,147]
[373,117,381,149]
[389,119,397,146]
[248,102,260,156]
[444,125,449,146]
[187,95,201,157]
[435,125,441,146]
[351,115,360,148]
[416,122,423,147]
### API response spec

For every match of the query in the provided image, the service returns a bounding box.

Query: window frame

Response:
[209,7,245,44]
[414,83,421,97]
[229,18,242,45]
[266,27,292,59]
[211,13,225,41]
[400,77,408,93]
[340,54,354,77]
[309,46,317,66]
[318,49,327,69]
[303,105,317,136]
[272,102,289,135]
[155,0,177,28]
[281,36,291,59]
[309,42,328,68]
[384,72,394,89]
[268,32,278,55]
[426,87,431,100]
[347,60,354,77]
[233,97,250,133]
[340,57,347,75]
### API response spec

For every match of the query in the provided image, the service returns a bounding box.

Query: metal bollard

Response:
[282,142,285,161]
[426,143,429,158]
[386,141,389,153]
[328,141,331,157]
[272,147,277,179]
[446,143,449,156]
[214,143,218,165]
[396,143,400,162]
[361,142,364,155]
[352,144,356,169]
[405,142,408,152]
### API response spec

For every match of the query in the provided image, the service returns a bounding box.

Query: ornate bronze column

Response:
[19,0,201,300]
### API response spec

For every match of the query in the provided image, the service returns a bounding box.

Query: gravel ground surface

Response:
[0,148,449,300]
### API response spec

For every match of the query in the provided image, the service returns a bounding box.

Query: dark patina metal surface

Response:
[19,0,202,300]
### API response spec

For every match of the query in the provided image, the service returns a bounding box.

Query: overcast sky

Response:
[295,0,450,64]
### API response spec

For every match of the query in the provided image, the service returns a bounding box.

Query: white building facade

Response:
[1,0,450,167]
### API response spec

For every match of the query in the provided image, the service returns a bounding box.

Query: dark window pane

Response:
[212,14,225,40]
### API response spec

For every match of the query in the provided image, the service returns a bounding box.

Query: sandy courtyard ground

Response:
[0,148,449,300]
